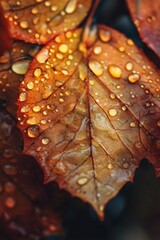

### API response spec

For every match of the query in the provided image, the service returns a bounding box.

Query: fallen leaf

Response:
[17,25,160,217]
[0,41,40,117]
[0,5,11,56]
[126,0,160,58]
[1,0,92,44]
[0,108,70,239]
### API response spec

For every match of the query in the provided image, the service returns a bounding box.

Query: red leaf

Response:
[1,0,92,44]
[0,108,70,239]
[0,41,40,117]
[127,0,160,57]
[17,25,160,217]
[0,5,11,56]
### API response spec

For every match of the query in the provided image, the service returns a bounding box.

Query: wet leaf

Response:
[0,41,40,117]
[127,0,160,58]
[17,26,160,217]
[0,108,70,239]
[1,0,92,44]
[0,5,11,56]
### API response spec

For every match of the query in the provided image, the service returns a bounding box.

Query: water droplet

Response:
[94,46,102,55]
[34,68,42,77]
[109,108,117,117]
[62,69,69,75]
[107,163,113,169]
[130,122,136,127]
[65,0,78,14]
[26,81,34,90]
[27,116,39,125]
[79,64,87,81]
[12,60,30,75]
[125,62,133,71]
[4,182,15,193]
[109,93,116,100]
[89,80,95,86]
[42,138,50,145]
[20,20,29,29]
[36,49,49,63]
[27,125,40,138]
[3,165,17,175]
[99,205,104,212]
[33,105,41,112]
[127,39,134,46]
[135,142,142,149]
[122,162,129,169]
[5,197,16,208]
[59,44,68,53]
[89,60,103,76]
[21,105,30,113]
[108,65,122,78]
[77,177,88,185]
[19,92,27,102]
[99,29,111,42]
[56,52,64,59]
[128,73,140,83]
[31,7,39,14]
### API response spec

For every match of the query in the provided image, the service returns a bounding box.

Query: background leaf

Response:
[1,0,92,44]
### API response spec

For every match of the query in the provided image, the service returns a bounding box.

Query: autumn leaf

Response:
[0,108,70,239]
[0,5,11,56]
[1,0,92,44]
[0,41,40,117]
[127,0,160,58]
[17,25,160,217]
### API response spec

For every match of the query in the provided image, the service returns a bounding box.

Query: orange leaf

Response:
[0,108,70,239]
[17,26,160,217]
[0,41,40,117]
[127,0,160,57]
[1,0,92,44]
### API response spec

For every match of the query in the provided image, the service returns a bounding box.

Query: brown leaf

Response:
[0,5,11,56]
[0,108,70,239]
[0,41,40,117]
[1,0,92,44]
[17,25,160,217]
[127,0,160,58]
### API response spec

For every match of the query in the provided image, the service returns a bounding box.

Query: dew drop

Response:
[89,60,103,76]
[27,125,40,138]
[65,0,78,14]
[94,46,102,55]
[59,44,68,53]
[27,81,34,90]
[99,29,111,42]
[31,7,39,14]
[128,73,140,83]
[36,49,49,63]
[20,20,29,29]
[79,64,87,81]
[4,182,15,193]
[33,105,41,112]
[107,163,113,169]
[12,60,30,75]
[109,93,116,100]
[108,65,122,78]
[56,52,64,59]
[34,68,42,77]
[5,197,16,208]
[3,165,17,175]
[127,39,134,46]
[19,92,27,102]
[27,116,38,125]
[130,122,136,127]
[42,138,50,145]
[77,177,88,185]
[122,162,129,169]
[21,105,30,113]
[109,108,117,117]
[125,62,133,71]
